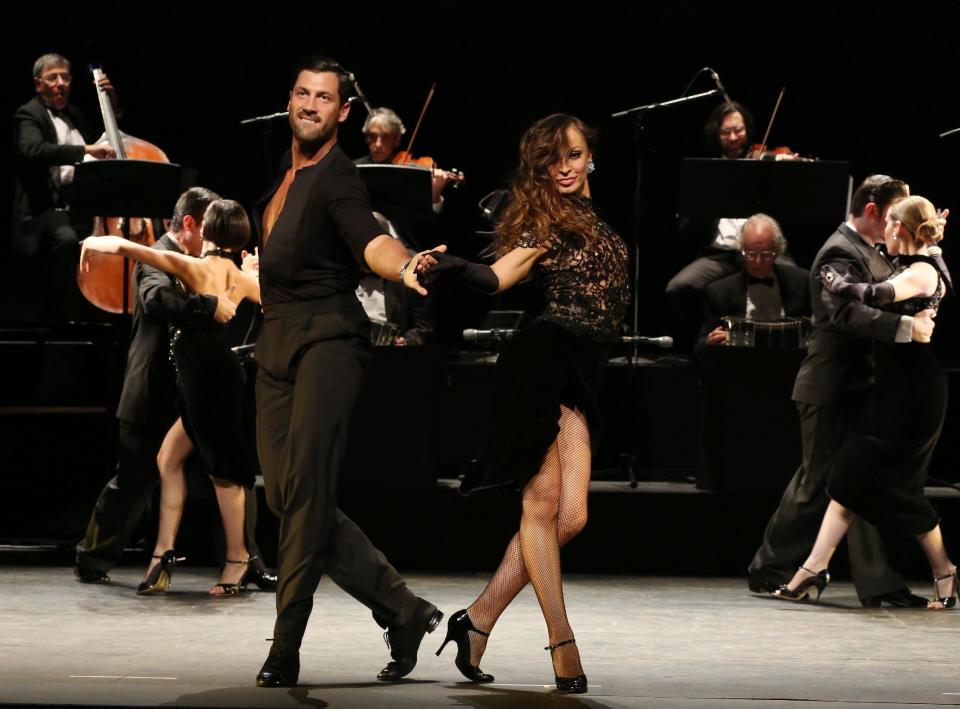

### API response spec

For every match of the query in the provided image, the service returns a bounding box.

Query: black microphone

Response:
[620,335,674,349]
[707,68,734,108]
[463,328,516,342]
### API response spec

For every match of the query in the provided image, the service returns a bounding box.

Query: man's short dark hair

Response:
[850,175,909,217]
[290,55,353,104]
[171,187,219,232]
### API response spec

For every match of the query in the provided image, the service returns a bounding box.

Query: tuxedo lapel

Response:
[837,223,893,283]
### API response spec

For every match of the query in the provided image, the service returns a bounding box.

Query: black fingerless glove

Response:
[819,264,895,306]
[423,252,499,294]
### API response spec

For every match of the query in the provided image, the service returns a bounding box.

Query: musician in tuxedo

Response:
[697,214,810,348]
[667,101,800,349]
[11,53,117,320]
[355,213,435,345]
[747,175,933,607]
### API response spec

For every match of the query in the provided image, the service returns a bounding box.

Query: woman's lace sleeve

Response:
[516,230,551,251]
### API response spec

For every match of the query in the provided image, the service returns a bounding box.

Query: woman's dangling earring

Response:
[587,159,596,174]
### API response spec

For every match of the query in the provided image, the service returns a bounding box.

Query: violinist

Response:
[353,108,441,341]
[355,107,452,210]
[12,53,117,321]
[666,99,797,348]
[705,100,755,159]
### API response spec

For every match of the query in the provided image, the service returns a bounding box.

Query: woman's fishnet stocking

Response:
[466,407,591,674]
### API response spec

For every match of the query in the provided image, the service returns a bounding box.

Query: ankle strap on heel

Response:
[545,638,576,652]
[225,554,259,565]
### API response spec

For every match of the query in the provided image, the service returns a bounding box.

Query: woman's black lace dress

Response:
[463,202,629,494]
[827,253,951,535]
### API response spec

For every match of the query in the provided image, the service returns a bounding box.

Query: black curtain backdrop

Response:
[6,2,960,347]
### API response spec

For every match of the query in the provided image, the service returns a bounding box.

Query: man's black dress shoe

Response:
[256,640,299,687]
[377,597,443,681]
[74,566,110,584]
[747,574,778,594]
[859,588,928,608]
[247,566,278,591]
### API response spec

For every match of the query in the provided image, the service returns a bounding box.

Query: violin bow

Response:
[400,83,437,165]
[756,86,786,157]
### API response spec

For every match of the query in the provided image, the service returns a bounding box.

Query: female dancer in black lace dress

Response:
[80,200,262,595]
[772,195,958,609]
[425,114,628,693]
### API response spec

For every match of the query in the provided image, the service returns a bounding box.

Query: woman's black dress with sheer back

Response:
[170,283,256,489]
[827,253,952,535]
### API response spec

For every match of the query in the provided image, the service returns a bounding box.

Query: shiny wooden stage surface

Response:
[0,566,958,707]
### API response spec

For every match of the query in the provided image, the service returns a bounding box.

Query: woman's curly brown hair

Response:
[497,114,599,255]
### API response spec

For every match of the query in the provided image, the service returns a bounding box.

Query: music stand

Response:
[679,158,852,220]
[71,160,183,314]
[678,158,852,267]
[356,163,434,216]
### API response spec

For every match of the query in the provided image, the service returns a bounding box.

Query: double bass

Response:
[76,67,171,314]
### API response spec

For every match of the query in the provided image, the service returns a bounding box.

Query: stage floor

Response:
[0,568,957,708]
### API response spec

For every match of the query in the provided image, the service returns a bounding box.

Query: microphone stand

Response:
[611,88,719,362]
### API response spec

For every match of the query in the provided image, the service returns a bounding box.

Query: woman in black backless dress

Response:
[426,114,628,693]
[772,195,959,609]
[80,200,262,595]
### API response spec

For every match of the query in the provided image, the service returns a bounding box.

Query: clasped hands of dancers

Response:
[71,53,958,695]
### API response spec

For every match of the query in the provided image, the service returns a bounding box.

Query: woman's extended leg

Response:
[465,407,591,666]
[519,406,589,678]
[209,476,251,594]
[916,524,958,609]
[141,419,192,587]
[781,499,857,592]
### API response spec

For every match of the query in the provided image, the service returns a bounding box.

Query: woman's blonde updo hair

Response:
[889,195,944,246]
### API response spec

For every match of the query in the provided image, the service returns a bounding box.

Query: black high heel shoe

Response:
[930,567,959,610]
[435,609,494,683]
[771,566,830,603]
[546,638,587,694]
[210,555,257,596]
[137,550,184,595]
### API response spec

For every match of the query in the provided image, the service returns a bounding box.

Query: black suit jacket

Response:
[791,223,903,407]
[11,96,96,250]
[116,234,217,426]
[697,262,811,347]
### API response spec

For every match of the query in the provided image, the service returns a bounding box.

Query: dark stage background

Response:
[5,3,960,577]
[5,2,960,345]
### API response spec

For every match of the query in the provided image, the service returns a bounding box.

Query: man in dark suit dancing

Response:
[75,187,275,590]
[698,213,810,348]
[254,56,443,687]
[747,175,932,606]
[12,53,117,320]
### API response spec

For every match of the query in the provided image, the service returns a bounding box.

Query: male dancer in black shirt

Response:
[254,56,443,687]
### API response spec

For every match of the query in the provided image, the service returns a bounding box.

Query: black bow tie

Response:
[43,104,67,119]
[748,275,775,287]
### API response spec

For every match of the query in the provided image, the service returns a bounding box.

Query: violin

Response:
[747,144,804,161]
[391,150,465,187]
